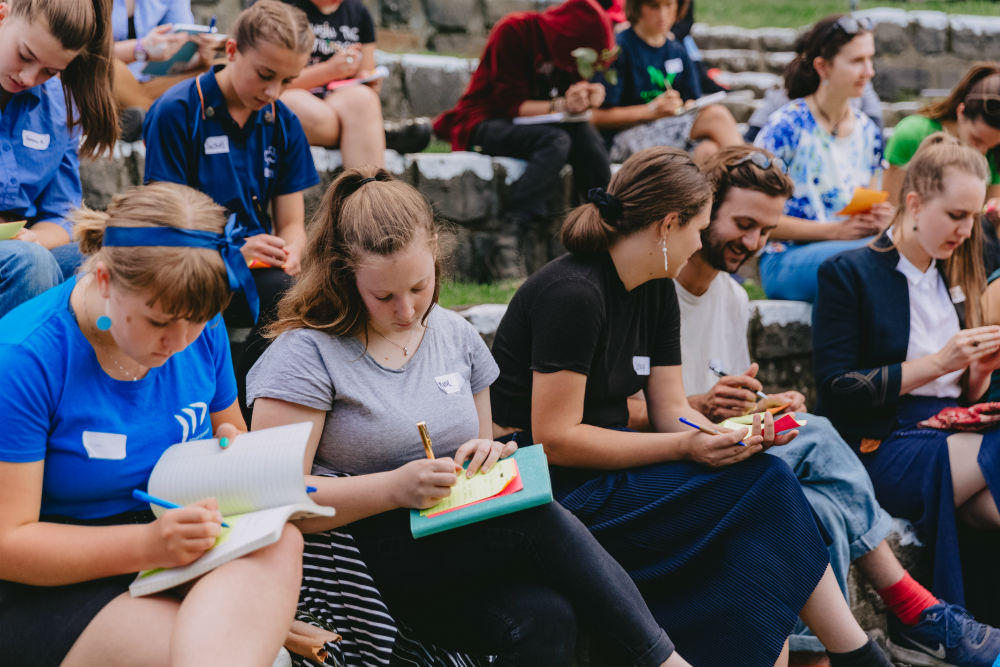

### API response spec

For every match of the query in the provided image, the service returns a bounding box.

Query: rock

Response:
[428,32,487,57]
[424,0,482,31]
[749,299,813,358]
[910,11,949,55]
[699,49,763,75]
[702,25,759,51]
[762,51,795,75]
[459,304,509,347]
[375,56,409,119]
[400,53,475,117]
[79,142,144,210]
[484,0,536,27]
[949,14,1000,60]
[874,64,929,101]
[409,152,497,224]
[756,27,798,52]
[882,100,921,129]
[715,71,782,97]
[379,0,416,27]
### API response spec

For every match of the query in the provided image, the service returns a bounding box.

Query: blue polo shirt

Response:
[602,27,701,108]
[0,279,237,519]
[111,0,196,82]
[143,67,319,238]
[0,77,82,234]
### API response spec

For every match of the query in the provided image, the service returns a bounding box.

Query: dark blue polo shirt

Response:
[0,77,82,233]
[602,27,701,108]
[142,67,319,238]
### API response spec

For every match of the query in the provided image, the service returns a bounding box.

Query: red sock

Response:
[878,572,939,625]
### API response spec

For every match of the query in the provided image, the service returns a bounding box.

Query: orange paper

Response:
[837,187,888,216]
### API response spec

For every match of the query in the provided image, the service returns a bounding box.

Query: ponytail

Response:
[9,0,118,156]
[562,147,712,254]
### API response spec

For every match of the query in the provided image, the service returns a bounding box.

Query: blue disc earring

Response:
[96,301,112,331]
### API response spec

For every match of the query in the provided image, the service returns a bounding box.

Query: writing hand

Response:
[701,363,763,420]
[682,426,762,467]
[564,81,593,114]
[755,390,805,415]
[391,458,459,509]
[645,90,683,120]
[240,233,288,267]
[143,497,224,568]
[141,25,189,62]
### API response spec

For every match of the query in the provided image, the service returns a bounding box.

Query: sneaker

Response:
[119,106,145,143]
[384,117,432,154]
[887,601,1000,667]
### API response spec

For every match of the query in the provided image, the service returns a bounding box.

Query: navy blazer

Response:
[813,233,966,443]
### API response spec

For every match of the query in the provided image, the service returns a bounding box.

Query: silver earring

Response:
[661,242,669,272]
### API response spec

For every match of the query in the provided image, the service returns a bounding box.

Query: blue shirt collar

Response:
[199,66,269,137]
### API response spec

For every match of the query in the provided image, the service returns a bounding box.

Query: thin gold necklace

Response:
[370,325,418,357]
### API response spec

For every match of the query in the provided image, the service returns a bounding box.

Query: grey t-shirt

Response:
[246,305,500,476]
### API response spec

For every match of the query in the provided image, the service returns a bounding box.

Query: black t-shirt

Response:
[491,251,682,431]
[283,0,375,72]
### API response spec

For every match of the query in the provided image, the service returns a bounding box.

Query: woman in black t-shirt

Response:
[490,147,891,667]
[278,0,387,167]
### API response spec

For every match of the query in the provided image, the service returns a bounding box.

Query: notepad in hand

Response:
[512,110,592,125]
[718,412,807,435]
[837,187,889,216]
[326,65,390,91]
[129,422,334,597]
[0,220,26,240]
[142,25,225,77]
[410,444,552,538]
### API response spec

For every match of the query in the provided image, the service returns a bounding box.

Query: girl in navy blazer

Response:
[815,133,1000,625]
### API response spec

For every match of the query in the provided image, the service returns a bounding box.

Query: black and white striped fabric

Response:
[291,474,485,667]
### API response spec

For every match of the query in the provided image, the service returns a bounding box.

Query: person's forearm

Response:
[771,215,838,242]
[0,522,153,585]
[293,471,403,533]
[534,422,688,469]
[899,354,950,396]
[113,39,140,63]
[290,60,342,90]
[590,105,652,129]
[32,221,70,249]
[517,99,556,117]
[686,393,711,418]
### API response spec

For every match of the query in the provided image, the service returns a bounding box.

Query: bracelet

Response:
[549,97,566,113]
[133,39,148,63]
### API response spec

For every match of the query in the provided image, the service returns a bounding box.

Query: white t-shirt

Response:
[676,273,753,396]
[896,252,962,398]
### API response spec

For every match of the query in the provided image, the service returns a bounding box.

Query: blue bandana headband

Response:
[101,214,260,322]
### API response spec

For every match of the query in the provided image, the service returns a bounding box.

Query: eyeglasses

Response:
[820,15,873,42]
[728,151,786,173]
[964,94,1000,118]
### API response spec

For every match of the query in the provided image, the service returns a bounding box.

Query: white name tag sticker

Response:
[434,372,465,394]
[663,58,684,75]
[81,431,127,460]
[22,130,51,151]
[632,356,651,376]
[203,135,230,155]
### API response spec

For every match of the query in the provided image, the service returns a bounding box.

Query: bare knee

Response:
[327,85,384,123]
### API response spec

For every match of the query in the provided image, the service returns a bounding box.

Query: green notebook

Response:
[409,444,552,539]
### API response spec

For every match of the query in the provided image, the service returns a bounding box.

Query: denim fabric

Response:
[351,499,675,667]
[760,237,872,303]
[49,243,85,281]
[0,240,63,318]
[768,413,894,652]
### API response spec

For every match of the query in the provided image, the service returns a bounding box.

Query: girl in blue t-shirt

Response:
[754,14,892,303]
[0,0,118,317]
[593,0,742,163]
[0,182,303,666]
[144,0,320,417]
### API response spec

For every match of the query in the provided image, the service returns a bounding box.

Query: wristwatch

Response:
[133,40,148,62]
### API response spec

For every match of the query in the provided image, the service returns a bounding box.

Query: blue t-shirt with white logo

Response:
[143,67,319,239]
[602,27,701,108]
[0,279,237,519]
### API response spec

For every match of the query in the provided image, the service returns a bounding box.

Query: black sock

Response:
[828,638,892,667]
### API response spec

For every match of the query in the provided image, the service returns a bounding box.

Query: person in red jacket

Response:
[434,0,614,272]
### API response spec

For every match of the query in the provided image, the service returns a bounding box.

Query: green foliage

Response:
[439,280,521,309]
[742,279,767,301]
[572,46,620,84]
[696,0,998,29]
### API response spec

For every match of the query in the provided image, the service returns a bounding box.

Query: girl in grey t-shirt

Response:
[247,167,684,666]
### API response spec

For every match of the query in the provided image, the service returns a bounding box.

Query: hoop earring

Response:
[661,241,669,273]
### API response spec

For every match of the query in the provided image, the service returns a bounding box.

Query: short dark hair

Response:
[699,146,794,220]
[624,0,690,28]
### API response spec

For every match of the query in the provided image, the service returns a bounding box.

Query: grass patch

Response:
[697,0,999,29]
[742,279,767,301]
[439,280,521,309]
[422,138,452,153]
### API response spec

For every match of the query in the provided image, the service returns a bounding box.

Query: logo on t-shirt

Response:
[434,373,465,394]
[174,402,211,443]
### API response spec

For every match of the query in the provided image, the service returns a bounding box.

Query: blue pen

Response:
[678,417,748,447]
[133,489,230,527]
[306,486,317,493]
[208,15,217,33]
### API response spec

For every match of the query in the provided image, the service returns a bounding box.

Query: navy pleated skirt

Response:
[855,396,1000,622]
[508,432,830,667]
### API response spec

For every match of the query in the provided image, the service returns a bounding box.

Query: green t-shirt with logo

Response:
[885,114,1000,184]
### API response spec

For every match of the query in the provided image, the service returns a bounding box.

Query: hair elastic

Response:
[101,214,260,322]
[358,177,378,186]
[586,187,623,224]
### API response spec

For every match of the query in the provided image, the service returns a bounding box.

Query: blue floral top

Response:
[755,98,882,226]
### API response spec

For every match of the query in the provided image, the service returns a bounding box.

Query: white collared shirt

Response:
[896,251,962,398]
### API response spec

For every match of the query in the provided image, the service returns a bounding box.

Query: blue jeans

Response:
[768,413,893,652]
[0,240,64,318]
[50,242,85,280]
[760,238,872,302]
[350,498,675,666]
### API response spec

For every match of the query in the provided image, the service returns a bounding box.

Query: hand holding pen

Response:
[133,491,228,568]
[699,362,767,420]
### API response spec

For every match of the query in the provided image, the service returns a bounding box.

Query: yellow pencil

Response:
[417,421,434,459]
